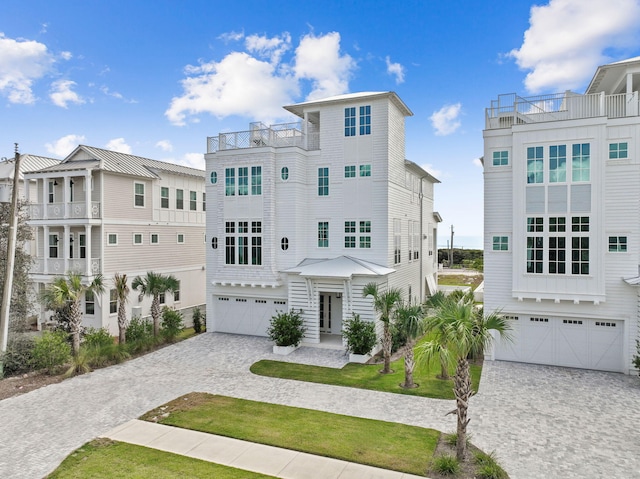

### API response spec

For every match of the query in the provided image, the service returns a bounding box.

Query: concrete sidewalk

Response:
[103,419,426,479]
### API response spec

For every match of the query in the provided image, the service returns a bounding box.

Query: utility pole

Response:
[0,144,21,377]
[449,225,454,269]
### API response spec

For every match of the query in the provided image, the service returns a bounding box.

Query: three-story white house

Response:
[24,145,207,334]
[484,57,640,374]
[205,92,441,346]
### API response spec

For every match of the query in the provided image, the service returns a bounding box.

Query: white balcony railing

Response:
[29,201,101,220]
[31,258,101,276]
[207,121,320,153]
[485,91,640,129]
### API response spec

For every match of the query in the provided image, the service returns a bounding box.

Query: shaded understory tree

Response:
[363,282,402,374]
[132,272,179,337]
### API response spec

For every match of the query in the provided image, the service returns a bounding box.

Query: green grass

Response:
[141,393,439,476]
[250,356,481,400]
[46,439,277,479]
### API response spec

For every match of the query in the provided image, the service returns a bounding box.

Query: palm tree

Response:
[362,282,402,374]
[131,272,179,337]
[394,302,425,388]
[418,300,511,461]
[424,291,454,380]
[113,273,130,344]
[41,272,105,355]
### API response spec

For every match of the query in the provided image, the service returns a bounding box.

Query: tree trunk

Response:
[69,300,82,356]
[454,357,472,462]
[439,356,450,380]
[117,305,127,344]
[151,296,161,337]
[380,323,392,374]
[403,344,415,388]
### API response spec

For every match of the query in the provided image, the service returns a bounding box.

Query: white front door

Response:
[319,294,332,333]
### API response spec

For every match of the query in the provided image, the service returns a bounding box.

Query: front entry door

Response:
[319,294,332,333]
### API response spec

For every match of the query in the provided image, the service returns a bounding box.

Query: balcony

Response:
[207,121,320,153]
[31,258,101,276]
[29,201,101,220]
[485,91,640,129]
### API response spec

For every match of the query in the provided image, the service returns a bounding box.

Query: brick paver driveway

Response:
[0,333,638,478]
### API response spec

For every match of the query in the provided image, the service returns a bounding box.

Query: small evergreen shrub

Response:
[1,334,36,376]
[31,331,71,373]
[125,316,155,353]
[267,309,305,347]
[474,451,507,479]
[192,307,204,334]
[431,454,460,475]
[343,314,377,355]
[161,307,184,342]
[83,328,114,349]
[391,322,408,353]
[633,338,640,376]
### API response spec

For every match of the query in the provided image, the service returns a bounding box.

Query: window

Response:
[133,233,143,245]
[48,181,55,203]
[572,237,589,274]
[161,187,169,208]
[345,107,356,136]
[176,189,184,209]
[177,233,185,244]
[548,237,566,274]
[527,146,543,183]
[107,233,118,246]
[211,237,218,249]
[70,181,74,202]
[159,292,165,305]
[344,165,356,178]
[318,167,329,196]
[344,221,356,248]
[549,217,566,232]
[251,166,262,195]
[237,222,248,264]
[526,236,543,273]
[492,236,509,251]
[281,237,289,250]
[85,291,95,315]
[189,191,197,210]
[408,221,413,261]
[79,234,86,259]
[318,222,329,247]
[549,145,566,183]
[252,236,262,265]
[134,182,145,207]
[237,167,248,196]
[49,234,59,258]
[413,221,420,260]
[202,192,206,211]
[394,219,401,264]
[359,105,371,135]
[281,167,289,181]
[150,233,159,244]
[527,217,543,232]
[225,168,235,196]
[174,282,180,302]
[609,142,628,159]
[492,151,508,166]
[571,216,589,232]
[609,236,627,252]
[225,222,235,264]
[359,164,371,177]
[572,143,590,182]
[358,221,371,248]
[110,289,117,314]
[210,171,217,184]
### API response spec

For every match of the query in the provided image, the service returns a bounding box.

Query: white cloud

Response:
[45,134,85,158]
[105,138,132,154]
[509,0,640,93]
[385,56,405,84]
[0,33,55,104]
[178,153,205,170]
[245,33,291,64]
[60,51,72,60]
[50,79,84,108]
[100,85,137,103]
[421,163,442,179]
[293,32,356,100]
[156,140,173,152]
[430,103,462,136]
[218,31,244,43]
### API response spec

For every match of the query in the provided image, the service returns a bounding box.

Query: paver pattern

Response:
[0,332,638,478]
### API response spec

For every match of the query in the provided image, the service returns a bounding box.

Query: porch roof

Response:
[282,256,395,279]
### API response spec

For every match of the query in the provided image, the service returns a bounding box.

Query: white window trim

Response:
[177,233,185,244]
[134,182,145,208]
[107,233,118,246]
[492,234,510,252]
[150,233,159,245]
[133,233,143,245]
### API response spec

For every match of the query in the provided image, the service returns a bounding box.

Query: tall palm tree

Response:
[424,291,454,380]
[362,282,402,374]
[131,272,179,337]
[418,300,511,461]
[113,273,130,344]
[41,272,105,355]
[394,302,425,388]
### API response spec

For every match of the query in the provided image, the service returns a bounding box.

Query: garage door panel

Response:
[213,296,281,337]
[589,321,623,371]
[522,319,554,364]
[556,320,589,369]
[495,319,522,361]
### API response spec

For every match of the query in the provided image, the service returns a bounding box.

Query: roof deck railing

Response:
[485,91,639,129]
[207,121,320,153]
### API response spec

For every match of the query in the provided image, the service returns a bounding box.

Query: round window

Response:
[281,167,289,181]
[281,237,289,250]
[211,237,218,249]
[210,171,217,184]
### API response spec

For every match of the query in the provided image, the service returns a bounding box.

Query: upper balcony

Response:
[207,121,320,153]
[485,91,640,129]
[29,201,101,221]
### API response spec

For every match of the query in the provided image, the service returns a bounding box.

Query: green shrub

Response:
[192,307,204,334]
[431,454,460,475]
[474,451,507,479]
[161,307,184,342]
[31,331,71,373]
[444,432,470,447]
[83,327,114,348]
[65,348,91,377]
[267,309,305,347]
[343,314,377,355]
[633,338,640,376]
[125,316,156,353]
[2,333,36,376]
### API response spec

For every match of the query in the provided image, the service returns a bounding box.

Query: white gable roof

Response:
[282,256,395,279]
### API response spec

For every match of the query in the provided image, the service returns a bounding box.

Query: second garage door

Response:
[212,296,286,336]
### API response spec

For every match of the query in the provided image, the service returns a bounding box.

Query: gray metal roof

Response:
[282,255,395,279]
[0,154,60,180]
[284,91,413,118]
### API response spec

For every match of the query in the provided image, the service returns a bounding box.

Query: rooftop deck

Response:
[485,91,640,129]
[207,121,319,153]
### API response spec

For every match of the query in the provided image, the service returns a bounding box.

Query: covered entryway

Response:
[319,293,343,334]
[494,315,624,372]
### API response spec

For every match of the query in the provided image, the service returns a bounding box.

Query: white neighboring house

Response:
[484,57,640,374]
[22,145,207,335]
[205,92,441,347]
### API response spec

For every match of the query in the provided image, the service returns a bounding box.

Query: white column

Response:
[85,172,91,218]
[85,225,92,276]
[43,226,49,274]
[63,177,69,219]
[64,225,70,273]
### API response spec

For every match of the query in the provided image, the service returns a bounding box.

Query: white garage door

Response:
[213,296,284,336]
[494,315,624,372]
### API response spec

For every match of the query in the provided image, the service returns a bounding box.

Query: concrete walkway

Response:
[0,332,639,479]
[103,419,423,479]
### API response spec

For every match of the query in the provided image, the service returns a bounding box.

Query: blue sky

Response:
[2,0,640,249]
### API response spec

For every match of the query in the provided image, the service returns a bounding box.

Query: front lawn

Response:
[250,356,482,400]
[141,393,439,476]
